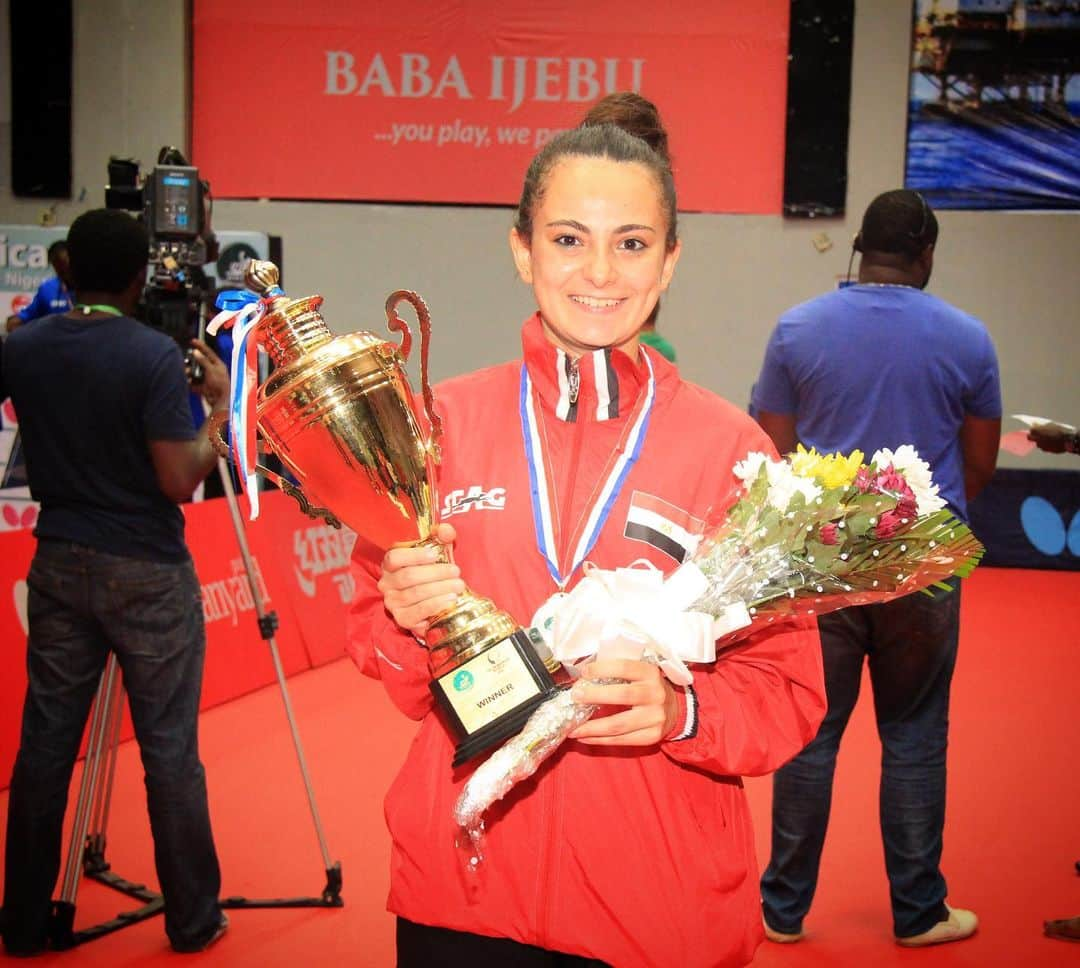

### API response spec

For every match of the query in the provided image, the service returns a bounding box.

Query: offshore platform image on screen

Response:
[913,0,1079,115]
[906,1,1080,209]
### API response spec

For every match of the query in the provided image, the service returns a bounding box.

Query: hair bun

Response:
[579,92,670,163]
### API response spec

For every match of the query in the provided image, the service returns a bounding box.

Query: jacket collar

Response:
[521,313,665,424]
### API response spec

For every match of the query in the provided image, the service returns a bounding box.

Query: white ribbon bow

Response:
[533,560,752,686]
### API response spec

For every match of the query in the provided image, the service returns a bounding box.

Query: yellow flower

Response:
[788,444,864,489]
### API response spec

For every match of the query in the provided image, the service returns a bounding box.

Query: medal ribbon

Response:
[520,351,655,588]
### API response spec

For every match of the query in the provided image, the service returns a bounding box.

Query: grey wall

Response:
[2,0,1077,466]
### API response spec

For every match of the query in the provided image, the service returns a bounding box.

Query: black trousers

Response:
[397,918,611,967]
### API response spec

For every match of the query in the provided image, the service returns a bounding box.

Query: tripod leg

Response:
[84,676,126,874]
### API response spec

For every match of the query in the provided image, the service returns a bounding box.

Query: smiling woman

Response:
[508,153,680,359]
[346,103,826,968]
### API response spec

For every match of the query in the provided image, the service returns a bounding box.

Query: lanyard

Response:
[520,352,655,589]
[74,304,123,316]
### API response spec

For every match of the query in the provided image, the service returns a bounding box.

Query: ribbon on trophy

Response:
[530,559,753,686]
[207,286,284,520]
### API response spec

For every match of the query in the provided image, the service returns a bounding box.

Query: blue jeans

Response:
[760,581,961,938]
[2,541,222,952]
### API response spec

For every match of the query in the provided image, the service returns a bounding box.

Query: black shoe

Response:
[2,938,48,958]
[1,907,48,957]
[1044,916,1080,943]
[172,914,229,954]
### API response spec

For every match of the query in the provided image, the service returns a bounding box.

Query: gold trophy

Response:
[211,261,560,766]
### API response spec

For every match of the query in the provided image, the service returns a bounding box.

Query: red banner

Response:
[0,490,357,789]
[252,504,358,668]
[192,1,789,213]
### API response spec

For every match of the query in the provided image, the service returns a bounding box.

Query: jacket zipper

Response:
[537,356,583,947]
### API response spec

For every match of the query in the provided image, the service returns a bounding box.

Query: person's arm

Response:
[750,321,799,456]
[754,410,798,457]
[570,420,825,762]
[960,326,1002,500]
[8,282,52,331]
[662,617,825,775]
[148,339,230,502]
[960,414,1000,501]
[1028,427,1080,455]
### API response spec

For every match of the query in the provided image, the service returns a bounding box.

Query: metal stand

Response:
[214,447,343,911]
[48,447,342,948]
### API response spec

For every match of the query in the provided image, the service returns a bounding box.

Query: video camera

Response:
[105,146,218,382]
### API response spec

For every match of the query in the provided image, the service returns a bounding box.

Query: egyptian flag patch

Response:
[623,491,704,563]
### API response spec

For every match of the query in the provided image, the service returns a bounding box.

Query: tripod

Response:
[50,446,343,949]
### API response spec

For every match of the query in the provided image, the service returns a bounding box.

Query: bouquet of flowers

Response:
[453,445,983,862]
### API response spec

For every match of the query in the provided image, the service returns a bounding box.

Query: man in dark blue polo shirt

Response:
[0,209,231,955]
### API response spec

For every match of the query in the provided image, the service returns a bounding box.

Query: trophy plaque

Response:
[212,261,562,766]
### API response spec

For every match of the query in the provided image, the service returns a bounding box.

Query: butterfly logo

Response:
[1020,497,1080,557]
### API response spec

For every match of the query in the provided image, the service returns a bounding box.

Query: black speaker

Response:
[10,0,73,198]
[782,0,855,218]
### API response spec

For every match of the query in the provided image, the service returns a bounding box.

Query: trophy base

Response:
[449,684,564,768]
[429,627,561,767]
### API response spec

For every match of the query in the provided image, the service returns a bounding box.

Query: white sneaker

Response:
[896,905,977,947]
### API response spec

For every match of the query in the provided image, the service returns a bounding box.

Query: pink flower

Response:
[854,467,876,493]
[874,509,904,539]
[873,463,919,521]
[875,465,908,495]
[896,493,918,521]
[819,522,839,545]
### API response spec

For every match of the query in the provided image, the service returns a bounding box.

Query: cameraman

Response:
[0,209,230,955]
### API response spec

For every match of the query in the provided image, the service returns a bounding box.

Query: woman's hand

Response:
[376,522,465,637]
[567,658,679,747]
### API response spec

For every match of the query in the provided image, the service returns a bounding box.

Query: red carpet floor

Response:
[1,567,1078,966]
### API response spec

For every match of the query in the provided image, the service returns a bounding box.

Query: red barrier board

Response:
[182,493,315,709]
[192,0,789,213]
[0,528,35,789]
[251,499,358,669]
[0,490,358,790]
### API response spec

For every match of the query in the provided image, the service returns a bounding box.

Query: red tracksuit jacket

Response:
[348,315,826,967]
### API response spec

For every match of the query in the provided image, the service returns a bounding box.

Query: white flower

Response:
[872,445,946,516]
[765,460,822,511]
[733,452,772,486]
[733,451,822,511]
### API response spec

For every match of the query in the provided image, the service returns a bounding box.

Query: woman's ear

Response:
[659,239,682,293]
[508,227,533,284]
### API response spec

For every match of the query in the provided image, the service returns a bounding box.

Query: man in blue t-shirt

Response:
[5,240,75,333]
[752,190,1001,950]
[0,210,231,955]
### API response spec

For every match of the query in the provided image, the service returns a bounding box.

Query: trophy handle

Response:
[256,466,343,529]
[206,412,341,528]
[385,290,444,462]
[206,411,231,458]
